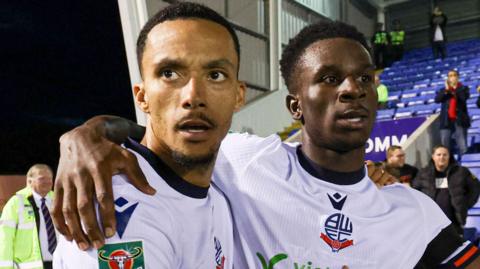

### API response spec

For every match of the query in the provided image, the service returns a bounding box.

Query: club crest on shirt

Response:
[320,213,354,253]
[97,240,144,269]
[214,237,226,269]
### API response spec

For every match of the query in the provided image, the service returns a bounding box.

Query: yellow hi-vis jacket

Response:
[0,187,54,269]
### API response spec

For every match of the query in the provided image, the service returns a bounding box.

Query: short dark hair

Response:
[432,144,449,154]
[136,2,240,77]
[280,20,370,93]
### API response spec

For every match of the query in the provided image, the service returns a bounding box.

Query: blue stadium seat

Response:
[387,93,400,101]
[394,107,415,118]
[462,161,480,168]
[415,103,440,116]
[461,154,480,162]
[466,208,480,238]
[405,96,427,107]
[420,89,436,96]
[401,91,418,99]
[376,109,395,121]
[470,109,480,121]
[463,227,478,245]
[468,167,480,178]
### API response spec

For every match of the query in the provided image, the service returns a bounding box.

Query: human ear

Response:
[133,83,149,113]
[234,82,246,111]
[286,94,302,121]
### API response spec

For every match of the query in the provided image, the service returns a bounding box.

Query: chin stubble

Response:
[171,150,216,171]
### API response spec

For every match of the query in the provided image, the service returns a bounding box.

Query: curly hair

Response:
[136,2,240,77]
[280,20,371,93]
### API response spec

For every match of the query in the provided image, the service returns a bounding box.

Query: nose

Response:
[181,77,206,109]
[338,76,366,103]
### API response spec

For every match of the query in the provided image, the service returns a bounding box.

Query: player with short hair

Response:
[53,2,246,268]
[52,18,480,269]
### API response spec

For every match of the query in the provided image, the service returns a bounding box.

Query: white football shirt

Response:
[213,133,475,269]
[54,138,234,269]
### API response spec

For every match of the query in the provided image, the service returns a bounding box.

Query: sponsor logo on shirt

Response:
[114,197,138,238]
[327,193,347,211]
[256,252,349,269]
[256,252,288,269]
[97,240,144,269]
[214,237,226,269]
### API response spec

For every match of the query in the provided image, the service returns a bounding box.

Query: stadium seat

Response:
[462,161,480,168]
[461,154,480,162]
[415,103,440,116]
[405,96,426,107]
[471,121,480,129]
[394,107,415,119]
[463,227,478,245]
[468,167,480,178]
[376,109,395,121]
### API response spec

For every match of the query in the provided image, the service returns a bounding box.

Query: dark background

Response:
[0,0,136,174]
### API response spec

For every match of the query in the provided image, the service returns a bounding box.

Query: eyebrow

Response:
[152,58,235,74]
[203,59,235,70]
[153,58,187,71]
[314,63,375,74]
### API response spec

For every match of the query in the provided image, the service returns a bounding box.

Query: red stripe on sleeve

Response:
[454,246,478,267]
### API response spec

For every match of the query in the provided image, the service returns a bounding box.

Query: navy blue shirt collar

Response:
[297,146,365,185]
[124,137,209,199]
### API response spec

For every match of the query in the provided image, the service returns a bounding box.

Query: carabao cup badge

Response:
[98,240,145,269]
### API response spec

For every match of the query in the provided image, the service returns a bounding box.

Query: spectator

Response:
[389,20,405,62]
[375,73,388,109]
[383,145,418,185]
[435,69,470,156]
[430,6,448,59]
[372,22,389,69]
[0,164,56,269]
[413,145,480,235]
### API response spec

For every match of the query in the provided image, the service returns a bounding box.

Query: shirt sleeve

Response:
[411,189,480,268]
[52,236,98,269]
[52,213,179,269]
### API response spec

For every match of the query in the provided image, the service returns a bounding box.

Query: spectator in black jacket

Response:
[435,70,470,156]
[413,145,480,235]
[430,6,448,59]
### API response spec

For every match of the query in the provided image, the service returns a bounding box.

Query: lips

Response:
[176,117,216,141]
[178,119,212,131]
[336,109,370,130]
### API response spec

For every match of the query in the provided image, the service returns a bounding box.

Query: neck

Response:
[142,126,213,188]
[301,133,365,172]
[435,164,447,172]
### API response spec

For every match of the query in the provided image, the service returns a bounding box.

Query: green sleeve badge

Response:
[97,240,145,269]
